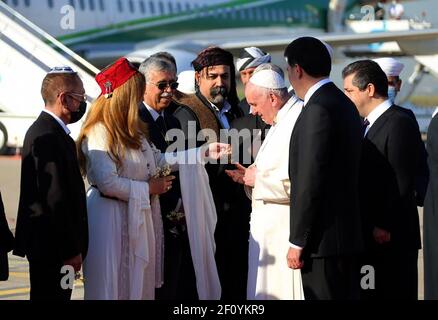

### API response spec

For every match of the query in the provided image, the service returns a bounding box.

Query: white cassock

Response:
[82,123,220,300]
[246,95,305,300]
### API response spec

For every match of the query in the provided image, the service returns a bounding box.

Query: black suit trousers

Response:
[301,256,361,300]
[29,258,72,301]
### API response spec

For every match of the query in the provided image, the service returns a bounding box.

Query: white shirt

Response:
[143,102,163,121]
[364,100,392,136]
[209,101,231,129]
[43,109,70,135]
[303,78,332,107]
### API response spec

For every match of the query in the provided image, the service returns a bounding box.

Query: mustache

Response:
[160,92,173,98]
[210,86,227,97]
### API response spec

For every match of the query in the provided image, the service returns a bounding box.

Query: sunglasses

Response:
[148,81,179,91]
[66,92,87,102]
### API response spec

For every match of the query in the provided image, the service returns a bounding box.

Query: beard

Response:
[209,86,228,107]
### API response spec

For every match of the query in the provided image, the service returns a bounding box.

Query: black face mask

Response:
[69,101,87,124]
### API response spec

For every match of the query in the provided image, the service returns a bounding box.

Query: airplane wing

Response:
[217,28,438,55]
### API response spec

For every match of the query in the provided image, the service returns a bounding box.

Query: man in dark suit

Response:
[0,191,14,281]
[14,67,88,300]
[343,60,422,300]
[285,37,364,300]
[138,55,198,300]
[423,112,438,300]
[374,57,429,207]
[173,47,250,300]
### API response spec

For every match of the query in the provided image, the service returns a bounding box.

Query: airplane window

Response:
[149,1,155,15]
[264,8,269,21]
[176,2,181,14]
[89,0,94,11]
[129,0,134,13]
[117,0,123,12]
[271,9,277,22]
[256,7,262,21]
[168,1,173,15]
[47,0,53,9]
[24,0,30,7]
[158,1,164,15]
[185,2,190,12]
[239,7,246,20]
[139,0,145,14]
[78,0,85,11]
[69,0,75,8]
[98,0,104,11]
[278,9,285,22]
[11,0,17,7]
[247,8,254,20]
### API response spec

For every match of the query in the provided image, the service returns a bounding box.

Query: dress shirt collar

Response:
[43,109,70,135]
[365,99,392,135]
[143,102,163,121]
[303,78,332,107]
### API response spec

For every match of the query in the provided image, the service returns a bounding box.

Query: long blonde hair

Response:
[77,72,147,175]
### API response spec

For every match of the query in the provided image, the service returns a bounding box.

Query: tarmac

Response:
[0,155,425,300]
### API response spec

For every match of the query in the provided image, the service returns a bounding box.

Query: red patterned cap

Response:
[95,58,138,98]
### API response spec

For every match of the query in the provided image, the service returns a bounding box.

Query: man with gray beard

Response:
[138,56,198,300]
[173,46,250,300]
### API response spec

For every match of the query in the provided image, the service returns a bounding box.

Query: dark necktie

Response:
[362,118,370,136]
[156,115,166,135]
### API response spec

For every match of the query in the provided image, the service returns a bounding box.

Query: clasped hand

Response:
[225,163,256,187]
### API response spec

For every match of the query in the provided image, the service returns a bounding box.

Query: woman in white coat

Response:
[77,58,227,300]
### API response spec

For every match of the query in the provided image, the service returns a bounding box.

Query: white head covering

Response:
[249,69,285,90]
[177,70,196,94]
[373,57,404,77]
[48,66,77,74]
[321,40,334,62]
[236,47,271,72]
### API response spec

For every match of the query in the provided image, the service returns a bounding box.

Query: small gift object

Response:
[152,164,172,179]
[166,199,186,237]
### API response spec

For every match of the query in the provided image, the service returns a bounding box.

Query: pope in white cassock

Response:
[226,64,304,300]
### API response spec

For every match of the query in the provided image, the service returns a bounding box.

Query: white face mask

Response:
[388,86,398,104]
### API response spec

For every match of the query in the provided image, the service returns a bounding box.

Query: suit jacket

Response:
[14,112,88,262]
[393,105,429,206]
[138,102,184,231]
[0,191,14,280]
[424,113,438,299]
[239,98,251,115]
[288,82,364,258]
[230,113,270,166]
[360,106,422,251]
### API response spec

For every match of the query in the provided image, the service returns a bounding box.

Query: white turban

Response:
[249,69,285,90]
[373,57,404,77]
[236,47,271,72]
[177,70,196,94]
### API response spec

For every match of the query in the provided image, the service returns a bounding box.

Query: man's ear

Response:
[367,83,376,97]
[195,71,201,86]
[295,64,304,79]
[396,79,402,91]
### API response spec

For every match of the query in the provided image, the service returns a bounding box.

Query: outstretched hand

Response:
[205,142,232,160]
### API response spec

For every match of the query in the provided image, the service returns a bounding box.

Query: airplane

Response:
[1,0,438,154]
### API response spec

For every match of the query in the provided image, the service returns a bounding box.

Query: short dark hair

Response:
[284,37,331,78]
[342,60,388,98]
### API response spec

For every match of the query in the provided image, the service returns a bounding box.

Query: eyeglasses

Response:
[148,81,179,91]
[66,92,87,102]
